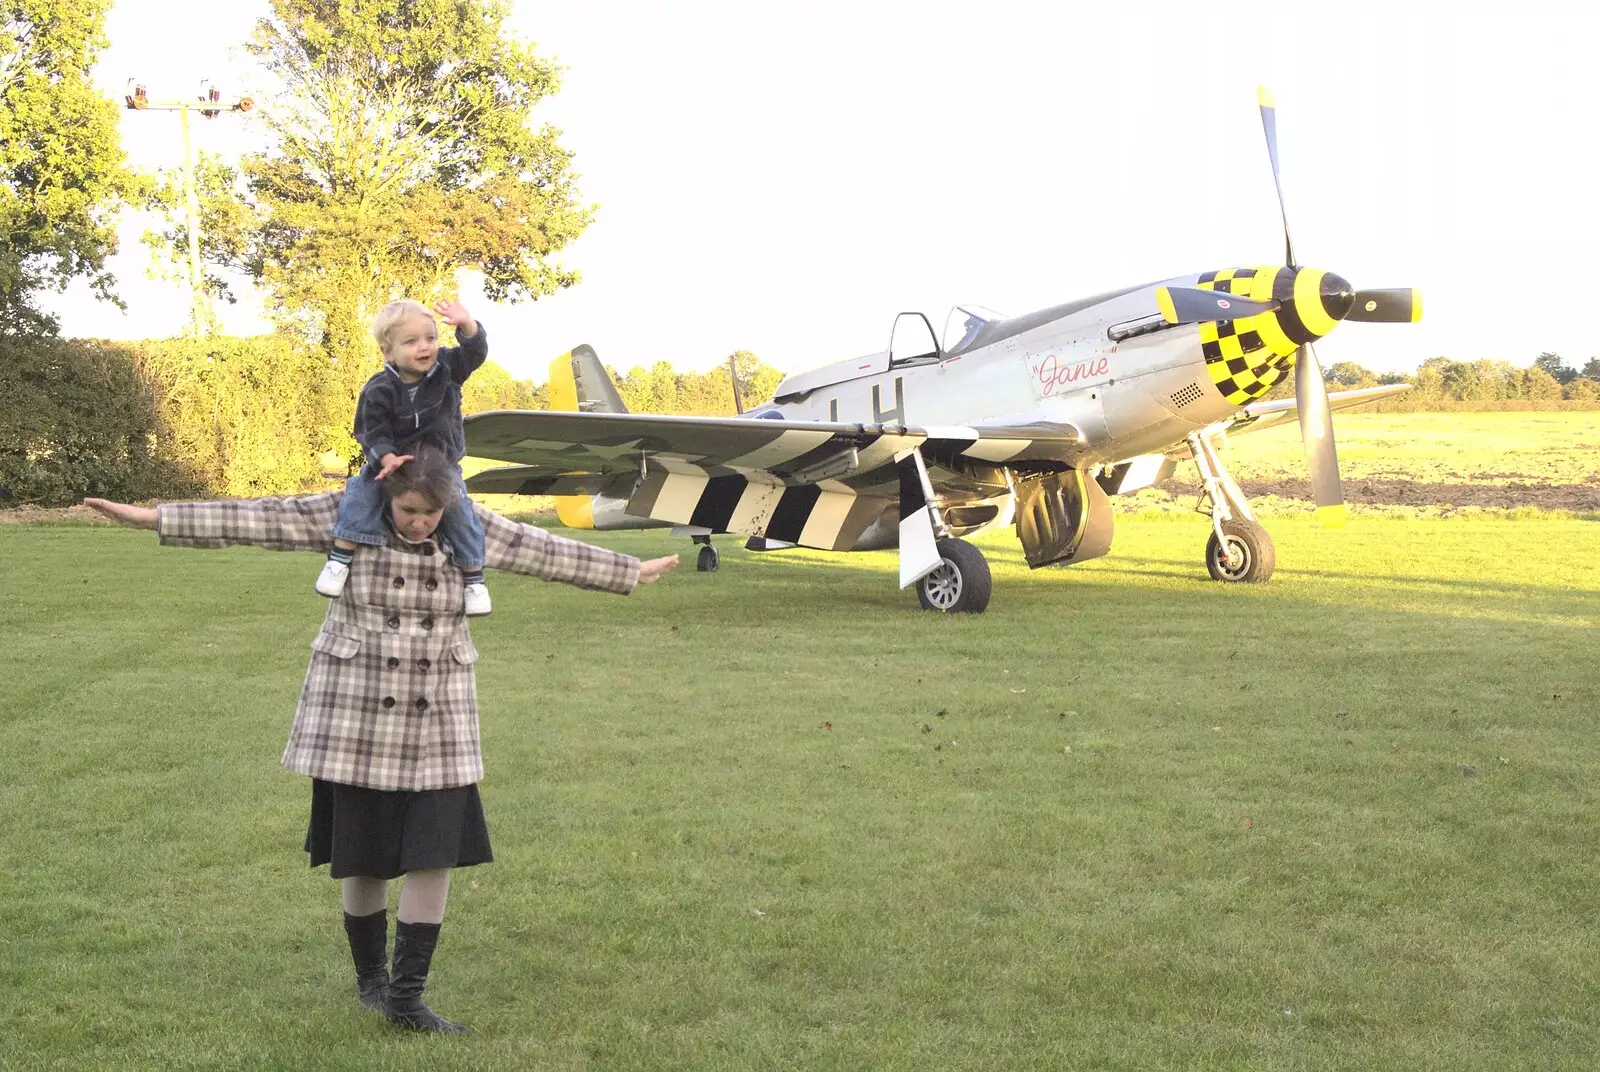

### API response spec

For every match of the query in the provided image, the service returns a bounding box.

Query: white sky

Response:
[44,1,1600,381]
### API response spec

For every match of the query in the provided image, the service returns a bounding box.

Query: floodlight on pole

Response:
[123,77,256,336]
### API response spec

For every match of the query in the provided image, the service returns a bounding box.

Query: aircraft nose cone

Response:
[1319,272,1354,322]
[1285,268,1352,341]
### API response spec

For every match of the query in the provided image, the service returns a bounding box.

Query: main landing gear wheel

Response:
[1206,519,1276,583]
[696,544,720,573]
[916,539,992,614]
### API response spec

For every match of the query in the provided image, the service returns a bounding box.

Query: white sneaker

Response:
[464,582,492,617]
[316,560,350,598]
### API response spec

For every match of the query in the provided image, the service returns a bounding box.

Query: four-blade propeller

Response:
[1256,86,1420,525]
[1344,287,1422,323]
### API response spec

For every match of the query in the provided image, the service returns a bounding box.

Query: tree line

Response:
[1264,352,1600,407]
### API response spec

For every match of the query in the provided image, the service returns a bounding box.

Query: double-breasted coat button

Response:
[417,658,431,671]
[415,698,429,711]
[392,576,405,588]
[386,657,399,669]
[382,697,396,709]
[386,615,400,630]
[425,578,438,591]
[420,617,434,630]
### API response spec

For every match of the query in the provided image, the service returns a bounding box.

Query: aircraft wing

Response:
[463,409,1080,550]
[1224,383,1412,437]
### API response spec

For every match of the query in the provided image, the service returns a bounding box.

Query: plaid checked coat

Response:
[157,493,640,791]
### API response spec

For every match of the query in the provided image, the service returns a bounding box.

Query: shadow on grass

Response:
[1126,555,1599,600]
[555,522,1597,629]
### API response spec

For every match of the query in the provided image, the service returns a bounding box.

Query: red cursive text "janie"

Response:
[1034,353,1109,397]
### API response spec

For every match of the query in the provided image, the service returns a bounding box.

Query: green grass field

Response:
[2,505,1597,1070]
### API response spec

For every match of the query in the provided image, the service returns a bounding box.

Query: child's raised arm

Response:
[435,300,488,383]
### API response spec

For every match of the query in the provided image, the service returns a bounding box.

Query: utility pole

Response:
[124,80,255,337]
[727,353,745,414]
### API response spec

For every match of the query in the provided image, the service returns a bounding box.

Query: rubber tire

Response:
[696,545,719,573]
[916,539,993,613]
[1205,519,1275,583]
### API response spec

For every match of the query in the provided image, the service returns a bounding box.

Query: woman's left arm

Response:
[478,504,645,594]
[86,494,341,552]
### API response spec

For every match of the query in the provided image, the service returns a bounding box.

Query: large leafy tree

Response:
[1533,351,1576,385]
[1324,360,1377,388]
[0,0,135,336]
[147,0,591,430]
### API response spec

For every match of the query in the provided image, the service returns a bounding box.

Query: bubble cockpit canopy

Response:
[942,305,1006,355]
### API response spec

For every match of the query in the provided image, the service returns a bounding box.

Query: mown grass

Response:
[2,512,1597,1070]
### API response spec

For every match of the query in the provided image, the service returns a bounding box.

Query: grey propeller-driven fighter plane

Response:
[464,88,1420,613]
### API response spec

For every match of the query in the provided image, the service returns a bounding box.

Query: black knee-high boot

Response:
[385,920,467,1033]
[342,910,390,1011]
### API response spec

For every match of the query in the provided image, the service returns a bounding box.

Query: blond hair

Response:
[372,300,434,355]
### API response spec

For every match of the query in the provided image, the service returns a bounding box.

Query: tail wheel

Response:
[696,544,720,573]
[1206,519,1276,583]
[916,539,993,613]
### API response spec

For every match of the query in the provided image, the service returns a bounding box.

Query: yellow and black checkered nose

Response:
[1192,266,1355,405]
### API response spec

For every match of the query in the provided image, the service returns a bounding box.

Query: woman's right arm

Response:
[84,494,341,552]
[83,499,157,529]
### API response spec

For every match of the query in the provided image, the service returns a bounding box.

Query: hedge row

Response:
[0,334,541,507]
[0,337,199,506]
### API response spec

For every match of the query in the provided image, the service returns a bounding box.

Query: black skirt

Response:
[305,779,494,879]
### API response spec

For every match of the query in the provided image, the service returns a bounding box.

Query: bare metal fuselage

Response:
[739,268,1309,547]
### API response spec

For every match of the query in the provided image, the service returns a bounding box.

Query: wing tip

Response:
[554,494,595,529]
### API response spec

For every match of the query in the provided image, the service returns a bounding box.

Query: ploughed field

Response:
[1140,411,1600,515]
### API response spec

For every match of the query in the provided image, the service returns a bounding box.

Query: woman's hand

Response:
[637,554,679,585]
[82,498,158,530]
